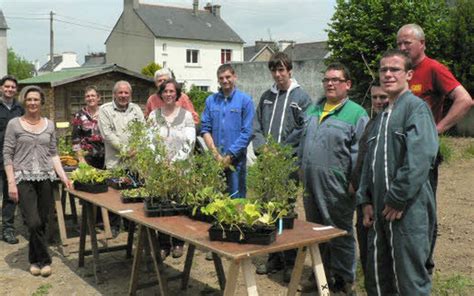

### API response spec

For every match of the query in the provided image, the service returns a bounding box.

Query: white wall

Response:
[0,30,7,77]
[154,38,243,92]
[55,52,80,71]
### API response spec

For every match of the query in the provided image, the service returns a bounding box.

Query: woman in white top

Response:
[147,79,195,259]
[3,85,72,277]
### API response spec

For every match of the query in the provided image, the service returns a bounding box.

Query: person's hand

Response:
[63,178,73,190]
[8,183,19,203]
[362,204,374,227]
[382,205,403,221]
[128,149,137,158]
[348,183,355,196]
[222,155,232,168]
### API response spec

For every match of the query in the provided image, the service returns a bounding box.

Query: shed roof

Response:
[20,64,153,87]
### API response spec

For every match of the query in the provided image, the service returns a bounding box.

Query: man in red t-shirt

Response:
[397,24,472,133]
[397,23,473,275]
[145,68,200,124]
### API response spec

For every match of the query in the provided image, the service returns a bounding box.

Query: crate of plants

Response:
[183,187,226,223]
[202,197,285,245]
[120,187,149,203]
[144,198,190,217]
[70,163,110,193]
[248,137,303,230]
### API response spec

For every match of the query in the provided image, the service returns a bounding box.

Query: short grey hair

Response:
[398,24,425,41]
[113,80,132,94]
[154,68,172,81]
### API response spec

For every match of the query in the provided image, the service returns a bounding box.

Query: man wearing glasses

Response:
[357,49,438,296]
[298,63,368,294]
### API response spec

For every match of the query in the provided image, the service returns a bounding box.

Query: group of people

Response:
[0,22,472,296]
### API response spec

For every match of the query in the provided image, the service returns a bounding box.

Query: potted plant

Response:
[181,151,227,221]
[120,187,150,203]
[248,137,303,229]
[70,162,110,193]
[107,167,142,190]
[121,120,190,217]
[202,197,286,245]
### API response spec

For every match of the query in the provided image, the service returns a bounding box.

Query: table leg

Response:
[78,201,88,267]
[241,258,258,296]
[286,247,307,296]
[181,244,195,290]
[126,221,136,259]
[223,260,240,296]
[309,244,330,296]
[212,252,226,291]
[146,227,169,296]
[129,224,145,296]
[86,203,101,284]
[54,184,69,252]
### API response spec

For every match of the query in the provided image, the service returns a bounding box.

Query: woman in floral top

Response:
[71,86,105,169]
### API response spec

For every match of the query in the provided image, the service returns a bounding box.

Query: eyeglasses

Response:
[379,67,404,74]
[322,78,347,84]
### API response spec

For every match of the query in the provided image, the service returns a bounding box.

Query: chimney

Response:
[193,0,199,15]
[204,2,221,17]
[124,0,139,11]
[278,40,295,51]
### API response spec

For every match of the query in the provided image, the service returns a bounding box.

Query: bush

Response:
[439,136,453,163]
[187,85,211,115]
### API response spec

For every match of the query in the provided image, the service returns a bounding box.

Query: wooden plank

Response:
[129,225,145,296]
[212,252,227,291]
[181,244,195,290]
[86,203,101,284]
[54,185,69,245]
[146,227,169,296]
[223,260,240,296]
[309,244,330,296]
[286,247,307,296]
[78,202,88,268]
[241,258,258,296]
[126,221,135,259]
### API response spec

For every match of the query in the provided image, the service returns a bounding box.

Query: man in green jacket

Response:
[299,63,368,294]
[357,49,438,296]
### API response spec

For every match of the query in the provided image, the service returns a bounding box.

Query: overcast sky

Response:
[1,0,336,66]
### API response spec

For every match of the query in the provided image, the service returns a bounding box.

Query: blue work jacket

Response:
[201,88,254,161]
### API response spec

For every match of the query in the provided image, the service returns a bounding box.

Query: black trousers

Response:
[1,170,17,234]
[426,151,442,274]
[17,180,54,265]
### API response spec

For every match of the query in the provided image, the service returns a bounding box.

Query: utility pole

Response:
[49,10,54,71]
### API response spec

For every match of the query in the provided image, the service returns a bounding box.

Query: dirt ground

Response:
[0,137,473,296]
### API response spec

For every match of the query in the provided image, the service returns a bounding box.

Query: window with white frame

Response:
[186,49,199,64]
[221,49,232,64]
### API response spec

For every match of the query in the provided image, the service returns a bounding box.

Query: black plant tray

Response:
[107,178,141,190]
[144,199,190,217]
[281,213,298,230]
[120,195,145,204]
[208,224,277,245]
[188,207,214,223]
[74,182,108,193]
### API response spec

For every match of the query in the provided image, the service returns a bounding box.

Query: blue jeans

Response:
[225,159,246,198]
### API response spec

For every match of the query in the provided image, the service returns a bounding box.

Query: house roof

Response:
[38,55,63,72]
[0,10,9,30]
[133,4,244,44]
[82,54,106,67]
[283,41,329,61]
[19,64,153,87]
[243,44,275,62]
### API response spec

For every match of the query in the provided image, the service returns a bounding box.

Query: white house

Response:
[106,0,244,92]
[0,10,8,78]
[37,52,81,74]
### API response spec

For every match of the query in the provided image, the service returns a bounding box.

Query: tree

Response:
[7,48,35,80]
[187,85,211,115]
[447,0,474,95]
[326,0,450,106]
[141,62,162,78]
